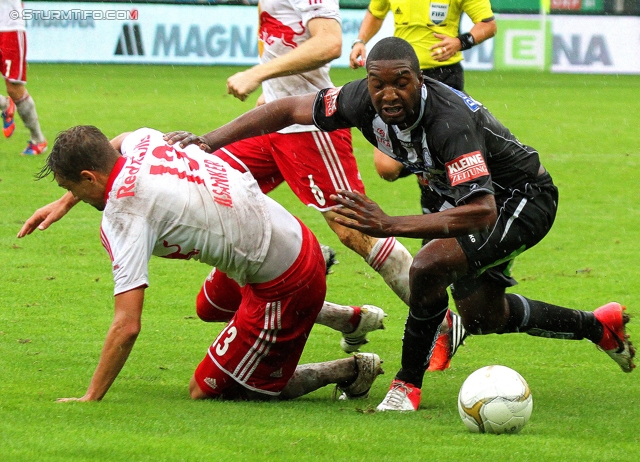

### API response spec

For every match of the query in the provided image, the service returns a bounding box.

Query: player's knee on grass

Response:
[189,376,210,400]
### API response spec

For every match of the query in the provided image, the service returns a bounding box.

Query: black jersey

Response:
[312,78,541,207]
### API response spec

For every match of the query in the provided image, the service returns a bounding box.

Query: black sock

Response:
[503,294,603,343]
[396,299,448,388]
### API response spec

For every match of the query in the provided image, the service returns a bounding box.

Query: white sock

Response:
[0,95,8,112]
[315,301,354,333]
[366,237,412,306]
[15,93,45,143]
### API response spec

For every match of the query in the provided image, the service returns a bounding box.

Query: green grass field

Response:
[1,64,639,461]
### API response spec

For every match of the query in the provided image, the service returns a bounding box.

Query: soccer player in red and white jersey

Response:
[0,0,47,155]
[24,125,384,402]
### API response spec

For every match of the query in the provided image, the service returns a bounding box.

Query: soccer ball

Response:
[458,365,533,434]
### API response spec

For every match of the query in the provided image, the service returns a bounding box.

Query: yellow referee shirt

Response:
[368,0,494,69]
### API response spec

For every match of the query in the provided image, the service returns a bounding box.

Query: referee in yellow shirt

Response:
[350,0,496,90]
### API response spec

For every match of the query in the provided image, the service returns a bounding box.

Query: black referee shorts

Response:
[452,172,558,298]
[422,63,465,92]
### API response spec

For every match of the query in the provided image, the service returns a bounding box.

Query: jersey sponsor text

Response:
[446,151,489,186]
[323,87,340,117]
[204,159,233,207]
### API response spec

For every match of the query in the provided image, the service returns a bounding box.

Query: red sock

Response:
[348,306,362,331]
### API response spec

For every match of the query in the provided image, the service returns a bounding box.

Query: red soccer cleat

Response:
[2,97,15,138]
[594,302,636,373]
[427,309,468,371]
[22,140,48,156]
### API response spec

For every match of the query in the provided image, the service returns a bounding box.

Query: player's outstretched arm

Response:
[161,131,212,152]
[227,17,342,102]
[57,288,145,402]
[17,133,129,238]
[17,191,80,238]
[330,190,497,240]
[165,93,316,152]
[329,190,396,238]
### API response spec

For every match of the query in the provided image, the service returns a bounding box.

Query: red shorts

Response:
[193,222,326,398]
[214,128,365,211]
[0,31,27,83]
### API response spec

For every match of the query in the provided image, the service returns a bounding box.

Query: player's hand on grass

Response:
[227,69,262,102]
[163,131,212,152]
[56,396,93,403]
[17,192,79,238]
[329,189,393,238]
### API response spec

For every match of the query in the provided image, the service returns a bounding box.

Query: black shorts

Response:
[452,172,558,298]
[422,63,464,92]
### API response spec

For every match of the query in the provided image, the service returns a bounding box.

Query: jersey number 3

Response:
[215,325,238,356]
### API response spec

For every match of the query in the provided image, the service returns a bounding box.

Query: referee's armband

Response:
[457,32,476,51]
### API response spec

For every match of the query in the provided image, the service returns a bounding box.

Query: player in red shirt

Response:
[0,0,47,155]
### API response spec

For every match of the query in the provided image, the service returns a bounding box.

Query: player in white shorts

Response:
[0,0,47,155]
[22,126,384,402]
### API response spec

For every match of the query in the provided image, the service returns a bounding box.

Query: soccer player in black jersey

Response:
[165,37,635,411]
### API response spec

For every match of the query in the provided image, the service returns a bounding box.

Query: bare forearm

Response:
[256,38,339,81]
[200,95,315,151]
[357,10,384,43]
[110,132,132,152]
[350,11,384,68]
[330,190,497,240]
[252,18,341,82]
[84,324,139,400]
[469,20,497,45]
[71,289,144,402]
[17,191,80,238]
[383,202,496,239]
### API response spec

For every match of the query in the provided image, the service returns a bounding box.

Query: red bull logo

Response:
[161,241,200,260]
[259,12,305,49]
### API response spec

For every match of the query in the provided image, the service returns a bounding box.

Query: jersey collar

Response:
[104,156,127,204]
[394,84,428,135]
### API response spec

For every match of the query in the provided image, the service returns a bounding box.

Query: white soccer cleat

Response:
[320,244,337,275]
[335,353,384,400]
[376,379,422,411]
[340,305,387,353]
